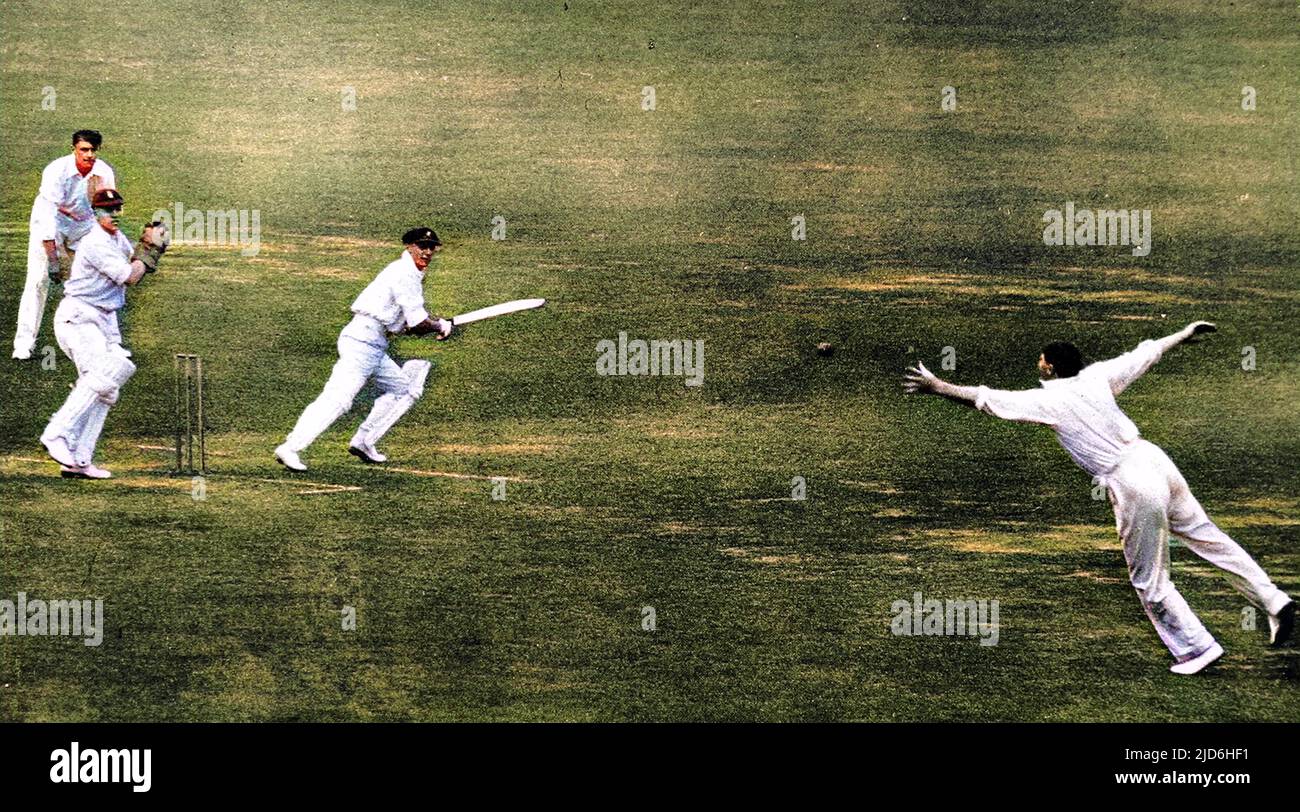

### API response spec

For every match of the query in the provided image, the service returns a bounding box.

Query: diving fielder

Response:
[903,322,1294,674]
[40,188,169,479]
[13,130,117,360]
[274,227,453,472]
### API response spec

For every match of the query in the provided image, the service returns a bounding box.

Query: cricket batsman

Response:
[40,188,169,479]
[274,227,453,472]
[13,130,117,360]
[903,321,1294,674]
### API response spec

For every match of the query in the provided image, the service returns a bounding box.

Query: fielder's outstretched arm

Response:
[902,362,979,407]
[1153,320,1216,354]
[1096,320,1217,396]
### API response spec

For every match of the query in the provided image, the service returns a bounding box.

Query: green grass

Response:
[1,0,1297,721]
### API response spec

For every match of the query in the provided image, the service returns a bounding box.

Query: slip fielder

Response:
[40,188,169,479]
[274,227,454,472]
[903,322,1294,674]
[13,130,117,360]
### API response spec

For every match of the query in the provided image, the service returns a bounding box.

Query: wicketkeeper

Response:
[903,322,1294,674]
[274,227,454,472]
[40,188,170,479]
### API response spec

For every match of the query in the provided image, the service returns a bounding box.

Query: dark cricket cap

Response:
[402,226,441,247]
[91,188,125,209]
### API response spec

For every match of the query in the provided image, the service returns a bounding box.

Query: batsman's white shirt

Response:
[31,154,117,248]
[282,250,434,455]
[340,251,430,347]
[974,339,1164,478]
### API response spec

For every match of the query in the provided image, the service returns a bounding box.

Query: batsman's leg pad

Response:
[359,359,431,444]
[361,394,417,446]
[401,359,432,398]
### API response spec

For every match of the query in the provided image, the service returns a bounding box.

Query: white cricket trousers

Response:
[1105,439,1290,664]
[284,335,427,453]
[14,210,54,356]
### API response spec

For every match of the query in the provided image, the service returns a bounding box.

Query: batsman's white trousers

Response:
[284,335,425,452]
[1104,440,1290,663]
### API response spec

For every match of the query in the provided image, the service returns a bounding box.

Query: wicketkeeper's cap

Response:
[91,187,125,209]
[402,226,441,247]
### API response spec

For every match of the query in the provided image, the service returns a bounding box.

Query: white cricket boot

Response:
[275,444,307,472]
[1169,642,1224,675]
[348,431,387,464]
[61,463,113,480]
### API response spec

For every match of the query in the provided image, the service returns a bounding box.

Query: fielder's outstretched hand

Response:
[1189,320,1217,336]
[903,361,939,395]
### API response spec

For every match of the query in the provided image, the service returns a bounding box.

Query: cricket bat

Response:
[451,298,546,326]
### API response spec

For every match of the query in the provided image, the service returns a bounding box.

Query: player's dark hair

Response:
[72,130,103,149]
[1042,340,1084,378]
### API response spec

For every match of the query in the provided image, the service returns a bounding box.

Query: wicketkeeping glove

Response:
[131,221,171,273]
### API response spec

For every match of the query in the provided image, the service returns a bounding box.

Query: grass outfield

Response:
[1,0,1297,721]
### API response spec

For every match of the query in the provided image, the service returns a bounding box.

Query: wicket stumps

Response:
[173,353,207,474]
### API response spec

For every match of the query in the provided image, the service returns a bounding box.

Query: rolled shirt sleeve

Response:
[975,385,1060,425]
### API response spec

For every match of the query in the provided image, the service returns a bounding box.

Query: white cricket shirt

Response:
[62,223,134,312]
[974,340,1166,478]
[341,251,431,347]
[31,154,117,247]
